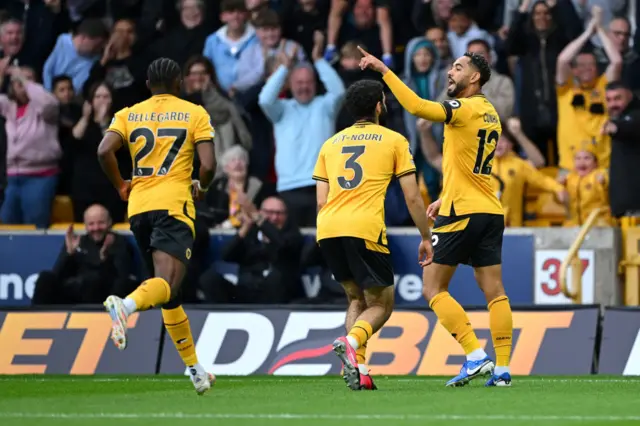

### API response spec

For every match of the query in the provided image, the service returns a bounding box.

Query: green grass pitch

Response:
[0,376,639,425]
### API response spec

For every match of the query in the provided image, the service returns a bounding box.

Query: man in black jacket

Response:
[32,204,136,305]
[200,196,304,303]
[603,80,640,218]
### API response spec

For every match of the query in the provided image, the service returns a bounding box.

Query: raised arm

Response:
[556,19,597,85]
[597,22,622,81]
[358,46,447,121]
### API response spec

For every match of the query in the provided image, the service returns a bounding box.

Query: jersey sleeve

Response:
[193,107,215,144]
[394,137,416,178]
[312,145,328,182]
[107,108,128,140]
[441,98,474,126]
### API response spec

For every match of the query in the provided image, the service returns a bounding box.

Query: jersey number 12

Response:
[130,127,187,177]
[473,129,499,175]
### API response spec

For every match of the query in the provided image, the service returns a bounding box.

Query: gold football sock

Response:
[429,292,481,355]
[356,342,367,365]
[488,296,513,367]
[127,277,171,311]
[348,320,373,348]
[162,306,198,367]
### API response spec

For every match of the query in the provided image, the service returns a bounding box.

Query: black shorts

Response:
[318,237,394,289]
[129,210,194,274]
[432,213,504,267]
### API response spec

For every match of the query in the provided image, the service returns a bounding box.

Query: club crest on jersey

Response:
[446,100,461,109]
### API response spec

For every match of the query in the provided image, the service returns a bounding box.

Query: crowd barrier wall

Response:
[2,305,637,376]
[0,227,621,307]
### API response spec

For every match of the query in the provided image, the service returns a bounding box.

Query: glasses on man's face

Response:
[261,209,286,216]
[611,30,631,38]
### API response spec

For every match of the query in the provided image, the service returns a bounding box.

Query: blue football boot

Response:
[485,372,512,387]
[445,356,495,387]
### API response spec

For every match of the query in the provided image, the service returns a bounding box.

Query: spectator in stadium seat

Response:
[425,27,453,72]
[150,0,211,70]
[182,55,252,170]
[52,75,81,196]
[234,9,306,92]
[0,66,60,228]
[594,17,640,94]
[199,196,304,303]
[258,31,345,226]
[446,6,494,60]
[31,204,135,305]
[328,0,389,65]
[198,145,268,228]
[412,0,452,34]
[325,0,393,68]
[403,38,446,201]
[504,0,582,157]
[602,81,640,218]
[83,18,150,113]
[555,7,621,171]
[202,0,257,93]
[280,0,330,59]
[70,82,128,222]
[558,146,612,227]
[42,18,108,93]
[1,1,69,72]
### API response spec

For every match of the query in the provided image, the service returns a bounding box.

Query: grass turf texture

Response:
[0,376,639,425]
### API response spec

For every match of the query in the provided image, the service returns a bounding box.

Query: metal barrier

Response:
[560,208,605,303]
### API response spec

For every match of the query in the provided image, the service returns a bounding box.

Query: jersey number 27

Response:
[130,127,187,177]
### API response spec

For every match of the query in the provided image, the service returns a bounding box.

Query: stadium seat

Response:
[535,192,567,226]
[48,223,83,230]
[0,224,37,231]
[50,196,75,224]
[112,223,130,231]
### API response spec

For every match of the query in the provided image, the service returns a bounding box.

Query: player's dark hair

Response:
[345,79,384,123]
[147,57,182,94]
[464,52,491,87]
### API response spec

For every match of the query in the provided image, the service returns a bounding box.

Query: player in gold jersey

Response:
[97,58,217,395]
[313,80,433,391]
[359,47,513,387]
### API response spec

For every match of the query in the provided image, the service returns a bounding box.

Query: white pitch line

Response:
[0,377,639,383]
[1,412,640,422]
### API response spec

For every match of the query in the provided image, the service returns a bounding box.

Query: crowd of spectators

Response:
[1,0,640,304]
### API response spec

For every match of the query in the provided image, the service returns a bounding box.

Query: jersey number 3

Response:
[473,129,499,175]
[338,145,365,189]
[130,128,187,177]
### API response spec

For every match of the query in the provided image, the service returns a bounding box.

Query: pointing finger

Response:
[357,46,370,57]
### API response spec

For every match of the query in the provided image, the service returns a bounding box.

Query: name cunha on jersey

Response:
[332,133,383,144]
[127,112,192,123]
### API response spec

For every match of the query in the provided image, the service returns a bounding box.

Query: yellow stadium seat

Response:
[535,192,567,226]
[112,223,130,231]
[50,196,75,224]
[0,224,37,231]
[48,223,83,230]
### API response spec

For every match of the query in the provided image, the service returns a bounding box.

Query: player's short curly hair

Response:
[345,79,384,122]
[464,52,491,87]
[147,57,182,89]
